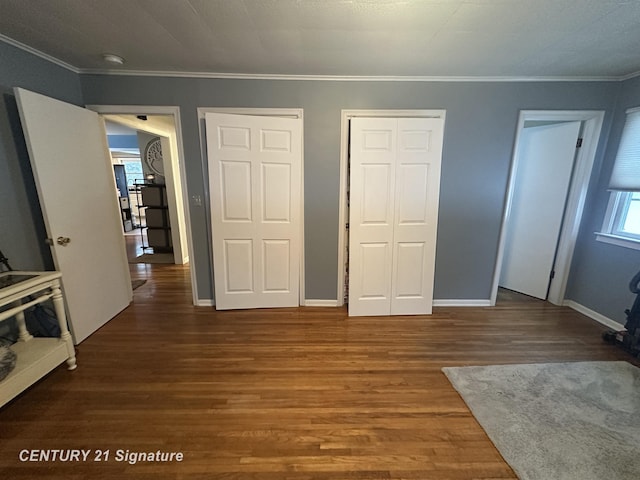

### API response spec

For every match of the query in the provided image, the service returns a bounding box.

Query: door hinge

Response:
[550,270,555,279]
[576,138,583,148]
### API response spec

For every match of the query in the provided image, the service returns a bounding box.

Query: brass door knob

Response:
[56,236,71,246]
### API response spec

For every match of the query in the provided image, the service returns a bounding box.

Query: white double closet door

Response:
[206,112,302,310]
[349,117,444,316]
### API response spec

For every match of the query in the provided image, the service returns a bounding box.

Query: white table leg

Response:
[13,302,34,342]
[51,280,77,370]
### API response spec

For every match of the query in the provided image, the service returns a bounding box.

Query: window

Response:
[597,107,640,250]
[122,158,144,189]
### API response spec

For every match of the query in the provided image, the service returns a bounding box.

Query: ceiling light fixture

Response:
[102,53,125,65]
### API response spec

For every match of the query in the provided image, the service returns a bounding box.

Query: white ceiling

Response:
[1,0,640,79]
[105,120,137,136]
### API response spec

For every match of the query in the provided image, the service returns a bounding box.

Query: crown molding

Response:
[79,67,623,83]
[0,33,79,73]
[619,69,640,81]
[0,34,635,83]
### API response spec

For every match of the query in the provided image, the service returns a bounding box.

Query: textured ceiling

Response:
[1,0,640,78]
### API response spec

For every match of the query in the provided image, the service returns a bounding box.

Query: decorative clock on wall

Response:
[144,137,164,179]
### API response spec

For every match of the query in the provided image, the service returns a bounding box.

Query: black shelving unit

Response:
[133,181,173,253]
[114,164,133,232]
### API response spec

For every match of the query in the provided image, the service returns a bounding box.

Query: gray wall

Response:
[79,75,621,302]
[566,75,640,324]
[1,37,637,327]
[0,41,82,272]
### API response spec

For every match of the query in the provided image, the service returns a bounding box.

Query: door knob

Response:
[56,236,71,246]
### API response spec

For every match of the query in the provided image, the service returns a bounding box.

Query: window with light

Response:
[598,107,640,249]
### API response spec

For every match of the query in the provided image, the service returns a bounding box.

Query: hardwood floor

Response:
[125,230,147,261]
[1,267,637,479]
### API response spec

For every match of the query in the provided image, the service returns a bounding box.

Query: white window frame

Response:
[597,192,640,250]
[596,106,640,251]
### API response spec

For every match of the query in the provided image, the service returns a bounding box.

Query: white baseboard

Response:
[304,299,340,307]
[195,298,491,308]
[563,300,625,330]
[196,299,215,307]
[433,299,492,307]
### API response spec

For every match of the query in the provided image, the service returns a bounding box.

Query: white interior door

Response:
[206,112,301,310]
[349,117,444,316]
[500,121,581,299]
[15,88,132,344]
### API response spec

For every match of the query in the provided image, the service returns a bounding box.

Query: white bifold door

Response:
[206,112,302,310]
[349,117,444,316]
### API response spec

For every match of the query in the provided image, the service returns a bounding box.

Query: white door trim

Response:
[491,110,605,306]
[337,109,447,307]
[197,107,305,306]
[99,115,188,265]
[86,104,197,306]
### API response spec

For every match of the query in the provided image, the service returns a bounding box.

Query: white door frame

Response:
[337,109,447,307]
[101,114,188,265]
[197,107,305,306]
[491,110,605,306]
[87,104,198,306]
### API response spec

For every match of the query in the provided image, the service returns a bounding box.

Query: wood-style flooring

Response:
[1,263,637,479]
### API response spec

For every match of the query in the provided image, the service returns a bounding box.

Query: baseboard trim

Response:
[304,299,340,307]
[196,299,215,307]
[433,299,492,307]
[564,300,625,330]
[196,298,491,308]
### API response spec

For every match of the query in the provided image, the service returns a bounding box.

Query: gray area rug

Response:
[131,279,147,290]
[129,253,174,264]
[442,361,640,480]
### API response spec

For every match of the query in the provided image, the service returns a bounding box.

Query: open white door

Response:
[349,117,444,316]
[500,121,581,299]
[15,88,132,344]
[206,112,302,310]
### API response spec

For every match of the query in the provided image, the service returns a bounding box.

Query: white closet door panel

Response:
[263,239,291,292]
[391,118,444,315]
[262,163,291,222]
[257,118,301,306]
[353,242,393,315]
[396,163,430,224]
[260,128,292,155]
[207,112,301,310]
[349,118,396,316]
[219,125,251,151]
[394,242,426,295]
[220,161,252,221]
[224,239,254,292]
[361,164,394,224]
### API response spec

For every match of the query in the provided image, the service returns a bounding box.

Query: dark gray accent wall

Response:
[0,41,82,272]
[80,75,620,302]
[566,76,640,324]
